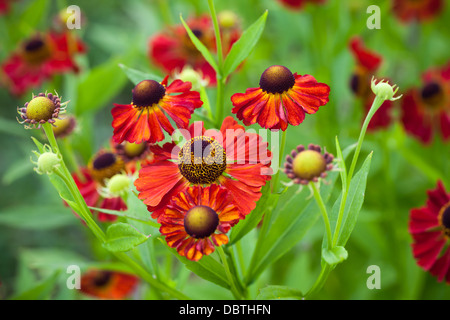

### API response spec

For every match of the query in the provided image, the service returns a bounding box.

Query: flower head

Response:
[392,0,444,23]
[52,114,77,139]
[284,144,334,185]
[400,62,450,144]
[409,181,450,284]
[231,65,330,131]
[134,116,272,221]
[160,185,242,261]
[17,92,68,129]
[1,31,86,96]
[31,145,62,175]
[80,270,138,300]
[111,76,203,144]
[371,77,402,101]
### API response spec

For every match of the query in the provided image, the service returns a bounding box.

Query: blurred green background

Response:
[0,0,449,299]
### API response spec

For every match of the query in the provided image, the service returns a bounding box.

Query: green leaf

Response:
[222,10,268,78]
[335,136,347,189]
[322,246,348,266]
[256,285,303,300]
[180,14,218,73]
[10,270,60,300]
[75,57,130,115]
[2,157,34,185]
[0,116,30,138]
[102,222,150,252]
[229,183,274,244]
[334,152,373,247]
[18,0,49,36]
[118,64,162,85]
[161,239,230,290]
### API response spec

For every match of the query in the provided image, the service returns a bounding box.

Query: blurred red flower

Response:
[278,0,327,10]
[392,0,444,23]
[349,36,394,131]
[1,31,86,96]
[409,181,450,284]
[80,270,139,300]
[400,62,450,144]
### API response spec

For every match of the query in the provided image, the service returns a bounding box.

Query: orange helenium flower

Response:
[231,65,330,131]
[160,184,242,261]
[111,76,203,144]
[134,116,272,220]
[80,270,138,300]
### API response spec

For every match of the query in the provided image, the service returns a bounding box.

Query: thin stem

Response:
[271,129,287,193]
[207,0,226,125]
[310,181,333,250]
[217,246,242,300]
[304,263,332,298]
[332,96,384,247]
[347,96,384,186]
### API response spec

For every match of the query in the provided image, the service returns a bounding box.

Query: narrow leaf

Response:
[223,10,268,77]
[256,285,303,300]
[180,14,219,72]
[118,64,162,85]
[160,239,230,290]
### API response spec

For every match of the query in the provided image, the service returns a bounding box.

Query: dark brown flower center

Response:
[259,65,296,94]
[22,37,52,65]
[93,271,112,287]
[93,153,117,170]
[178,136,227,185]
[439,203,450,237]
[292,150,327,181]
[132,80,166,108]
[184,205,219,239]
[420,82,444,109]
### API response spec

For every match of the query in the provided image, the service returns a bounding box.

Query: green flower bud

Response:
[371,77,402,101]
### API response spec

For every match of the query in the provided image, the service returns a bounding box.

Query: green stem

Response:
[304,263,332,298]
[346,96,383,186]
[217,246,242,300]
[332,96,384,247]
[207,0,226,125]
[271,130,287,193]
[310,181,333,250]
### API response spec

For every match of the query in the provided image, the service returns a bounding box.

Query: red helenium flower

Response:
[392,0,444,23]
[401,62,450,144]
[348,36,393,131]
[80,270,139,300]
[231,65,330,131]
[1,31,86,96]
[134,116,272,220]
[160,184,242,261]
[111,76,203,145]
[409,181,450,284]
[149,15,240,86]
